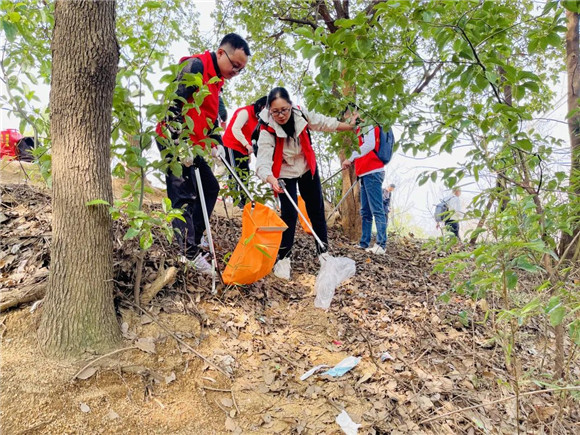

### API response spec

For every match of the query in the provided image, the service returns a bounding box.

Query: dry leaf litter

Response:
[1,183,578,434]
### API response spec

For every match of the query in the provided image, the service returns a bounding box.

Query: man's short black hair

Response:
[219,33,251,56]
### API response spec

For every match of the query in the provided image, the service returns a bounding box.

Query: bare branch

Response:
[413,63,443,94]
[277,16,318,30]
[315,0,338,33]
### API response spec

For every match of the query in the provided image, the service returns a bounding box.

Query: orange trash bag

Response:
[222,202,288,285]
[298,195,313,235]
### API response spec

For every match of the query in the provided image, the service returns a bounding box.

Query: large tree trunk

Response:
[338,150,361,240]
[39,0,121,358]
[560,10,580,260]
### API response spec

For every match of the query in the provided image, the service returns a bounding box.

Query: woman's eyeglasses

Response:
[270,107,291,117]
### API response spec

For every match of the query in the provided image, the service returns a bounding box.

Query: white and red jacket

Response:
[255,106,340,181]
[350,126,384,177]
[222,105,258,155]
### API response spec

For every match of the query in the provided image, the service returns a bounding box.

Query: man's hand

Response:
[211,145,226,160]
[266,175,283,194]
[182,148,194,167]
[341,160,352,170]
[245,144,254,155]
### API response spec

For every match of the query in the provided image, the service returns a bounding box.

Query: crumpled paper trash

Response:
[336,410,361,435]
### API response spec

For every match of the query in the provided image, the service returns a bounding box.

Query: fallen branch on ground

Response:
[122,296,233,379]
[420,386,580,424]
[71,346,138,381]
[0,281,46,312]
[140,260,177,305]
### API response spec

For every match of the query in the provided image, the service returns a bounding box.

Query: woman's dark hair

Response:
[267,87,292,107]
[253,96,267,114]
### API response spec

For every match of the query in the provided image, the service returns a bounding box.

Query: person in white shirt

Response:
[222,96,267,207]
[255,87,358,279]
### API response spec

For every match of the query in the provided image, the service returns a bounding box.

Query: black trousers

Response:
[278,169,328,259]
[165,155,219,259]
[225,147,251,207]
[445,219,460,239]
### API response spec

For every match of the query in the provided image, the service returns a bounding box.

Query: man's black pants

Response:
[445,219,460,239]
[165,155,219,259]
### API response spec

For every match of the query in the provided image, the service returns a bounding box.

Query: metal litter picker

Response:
[193,165,222,294]
[278,180,356,309]
[326,178,359,222]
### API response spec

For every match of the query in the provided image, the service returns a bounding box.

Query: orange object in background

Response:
[298,195,313,235]
[1,129,22,160]
[222,202,287,285]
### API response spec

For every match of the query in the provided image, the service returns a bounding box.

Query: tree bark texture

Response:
[560,10,580,260]
[39,0,121,357]
[338,149,362,240]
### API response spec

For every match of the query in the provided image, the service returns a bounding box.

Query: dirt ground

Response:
[1,170,578,434]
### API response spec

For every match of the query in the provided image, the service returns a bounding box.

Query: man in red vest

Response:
[156,33,250,272]
[341,118,388,255]
[222,96,267,208]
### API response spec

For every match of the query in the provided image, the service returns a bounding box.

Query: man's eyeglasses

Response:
[223,50,245,74]
[270,107,292,117]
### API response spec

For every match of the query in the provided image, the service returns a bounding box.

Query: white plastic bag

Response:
[314,255,356,309]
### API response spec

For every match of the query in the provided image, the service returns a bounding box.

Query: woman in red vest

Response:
[255,87,358,280]
[155,33,250,273]
[222,96,267,207]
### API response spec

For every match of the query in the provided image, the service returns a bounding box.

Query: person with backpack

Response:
[436,187,462,239]
[341,111,394,255]
[222,96,267,207]
[255,87,359,280]
[155,33,251,273]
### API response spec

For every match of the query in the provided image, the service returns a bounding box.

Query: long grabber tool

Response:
[279,180,356,311]
[278,180,326,251]
[219,154,255,204]
[321,167,346,186]
[194,165,224,293]
[327,178,359,221]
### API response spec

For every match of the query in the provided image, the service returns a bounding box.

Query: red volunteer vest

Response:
[354,126,384,176]
[262,123,316,178]
[156,51,224,148]
[223,105,258,155]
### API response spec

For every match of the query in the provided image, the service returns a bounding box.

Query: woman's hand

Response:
[267,175,283,194]
[348,111,360,127]
[337,111,362,132]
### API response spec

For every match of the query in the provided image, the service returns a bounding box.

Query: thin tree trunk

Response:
[39,0,121,358]
[560,10,580,260]
[552,10,580,378]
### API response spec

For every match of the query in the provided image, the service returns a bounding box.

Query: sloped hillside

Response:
[0,184,577,434]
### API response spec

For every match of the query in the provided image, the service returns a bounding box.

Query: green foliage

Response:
[112,194,185,251]
[1,0,52,177]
